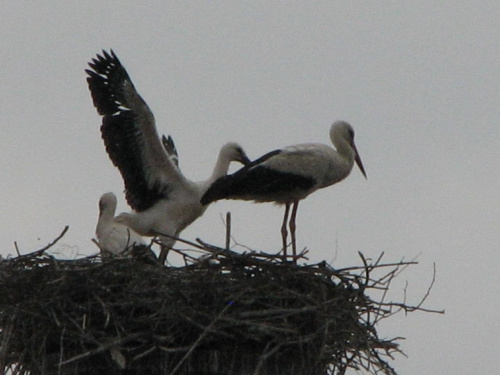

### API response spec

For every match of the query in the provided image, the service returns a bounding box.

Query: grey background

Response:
[1,2,498,373]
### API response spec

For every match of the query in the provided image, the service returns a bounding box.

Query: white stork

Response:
[96,192,146,256]
[201,121,367,260]
[86,50,250,264]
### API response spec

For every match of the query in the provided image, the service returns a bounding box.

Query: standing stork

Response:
[201,121,367,260]
[86,50,250,264]
[96,192,146,256]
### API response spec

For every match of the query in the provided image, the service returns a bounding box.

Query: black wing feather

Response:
[86,50,131,115]
[201,150,316,205]
[100,112,169,210]
[86,50,171,211]
[161,135,179,168]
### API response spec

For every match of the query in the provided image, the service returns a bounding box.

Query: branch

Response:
[13,226,69,258]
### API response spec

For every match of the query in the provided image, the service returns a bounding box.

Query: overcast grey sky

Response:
[1,2,499,373]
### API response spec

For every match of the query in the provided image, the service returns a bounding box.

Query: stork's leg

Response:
[159,245,170,265]
[281,203,291,258]
[289,201,299,261]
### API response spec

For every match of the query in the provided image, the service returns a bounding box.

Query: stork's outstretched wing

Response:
[86,50,186,211]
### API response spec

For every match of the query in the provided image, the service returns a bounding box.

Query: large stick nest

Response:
[0,229,437,375]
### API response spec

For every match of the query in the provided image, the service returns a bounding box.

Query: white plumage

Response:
[201,121,366,259]
[86,50,250,263]
[113,141,250,242]
[96,192,145,256]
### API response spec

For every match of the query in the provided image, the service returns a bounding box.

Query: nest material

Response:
[0,234,430,375]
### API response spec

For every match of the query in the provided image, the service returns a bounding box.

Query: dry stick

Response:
[152,231,208,264]
[351,254,441,323]
[36,225,69,254]
[197,237,309,265]
[374,267,400,288]
[196,238,241,256]
[153,232,194,265]
[159,345,195,353]
[374,269,399,324]
[0,315,15,369]
[221,213,310,262]
[336,260,418,274]
[252,341,283,375]
[359,252,371,288]
[391,252,422,280]
[377,270,443,316]
[60,333,146,365]
[226,235,256,254]
[415,262,439,311]
[12,226,69,258]
[91,238,101,251]
[215,316,297,336]
[389,262,442,315]
[196,238,286,268]
[210,212,309,261]
[13,241,21,257]
[170,292,242,375]
[217,212,254,254]
[225,212,231,250]
[373,251,386,267]
[57,326,66,375]
[153,232,206,251]
[167,248,199,263]
[131,346,156,362]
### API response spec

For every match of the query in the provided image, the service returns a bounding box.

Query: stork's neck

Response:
[96,208,114,236]
[207,151,232,185]
[333,138,356,164]
[100,207,115,223]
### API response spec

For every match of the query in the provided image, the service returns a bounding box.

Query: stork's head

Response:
[99,192,118,216]
[220,142,251,165]
[330,121,367,178]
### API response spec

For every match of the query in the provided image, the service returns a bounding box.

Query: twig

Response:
[413,262,439,312]
[10,226,69,259]
[131,346,156,362]
[170,292,242,375]
[37,226,70,254]
[225,212,231,250]
[152,232,206,251]
[13,241,21,257]
[336,261,418,274]
[60,333,146,365]
[57,326,65,375]
[376,263,443,316]
[91,238,101,250]
[252,341,282,375]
